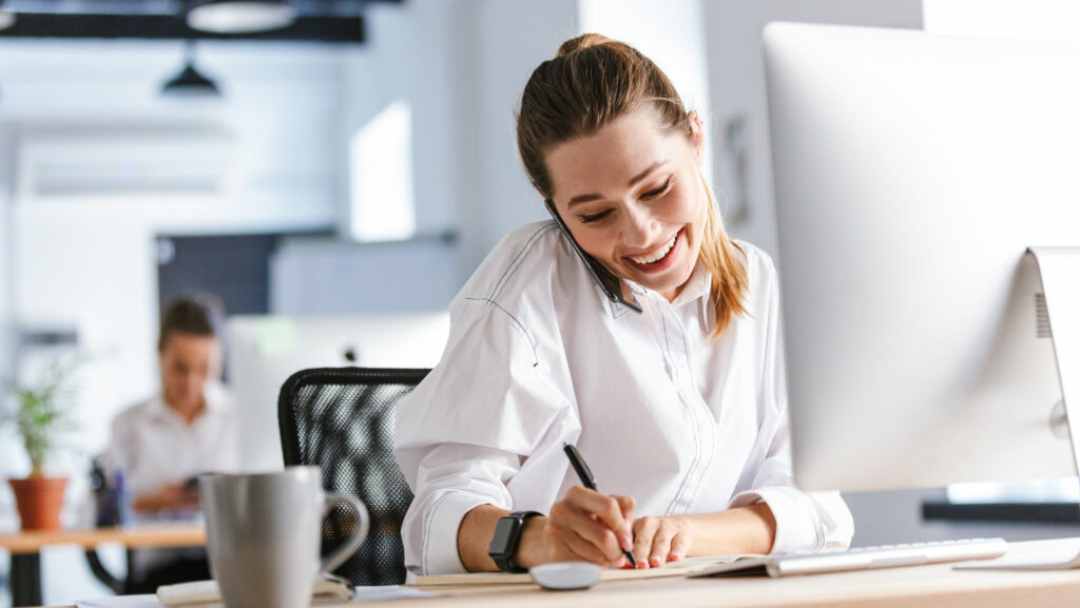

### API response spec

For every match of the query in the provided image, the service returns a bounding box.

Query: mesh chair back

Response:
[278,367,428,585]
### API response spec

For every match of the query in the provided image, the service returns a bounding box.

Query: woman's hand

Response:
[132,482,199,514]
[631,515,693,568]
[520,485,635,568]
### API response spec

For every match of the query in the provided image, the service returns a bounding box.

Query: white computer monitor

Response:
[225,312,450,472]
[764,23,1080,492]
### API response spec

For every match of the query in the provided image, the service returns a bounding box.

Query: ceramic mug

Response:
[200,466,368,608]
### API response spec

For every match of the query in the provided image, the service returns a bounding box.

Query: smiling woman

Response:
[393,33,854,577]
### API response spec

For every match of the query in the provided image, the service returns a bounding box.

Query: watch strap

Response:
[491,510,543,573]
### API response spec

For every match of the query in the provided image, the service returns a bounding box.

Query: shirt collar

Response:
[148,383,227,423]
[670,260,711,308]
[620,260,711,305]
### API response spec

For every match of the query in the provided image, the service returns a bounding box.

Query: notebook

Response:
[411,554,749,586]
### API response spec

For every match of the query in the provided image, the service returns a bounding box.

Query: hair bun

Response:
[556,33,613,58]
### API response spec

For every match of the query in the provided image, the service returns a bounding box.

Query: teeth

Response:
[631,233,677,265]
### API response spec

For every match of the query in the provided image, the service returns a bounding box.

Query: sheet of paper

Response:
[411,554,748,586]
[77,595,163,608]
[350,586,437,602]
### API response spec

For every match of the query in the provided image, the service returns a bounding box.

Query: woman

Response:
[104,296,237,590]
[394,33,853,576]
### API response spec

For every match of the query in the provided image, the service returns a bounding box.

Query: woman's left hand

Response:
[630,515,694,568]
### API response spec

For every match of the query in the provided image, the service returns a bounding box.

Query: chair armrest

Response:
[84,548,126,594]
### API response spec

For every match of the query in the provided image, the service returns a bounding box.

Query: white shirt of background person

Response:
[103,299,238,518]
[394,33,853,577]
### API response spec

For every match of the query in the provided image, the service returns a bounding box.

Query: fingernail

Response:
[651,557,661,567]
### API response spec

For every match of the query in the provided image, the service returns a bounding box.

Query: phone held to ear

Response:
[545,199,642,314]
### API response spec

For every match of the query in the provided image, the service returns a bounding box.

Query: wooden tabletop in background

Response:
[0,524,205,554]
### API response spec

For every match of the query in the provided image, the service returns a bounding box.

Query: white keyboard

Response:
[689,538,1009,578]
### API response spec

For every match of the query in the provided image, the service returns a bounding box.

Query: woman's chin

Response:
[633,265,696,300]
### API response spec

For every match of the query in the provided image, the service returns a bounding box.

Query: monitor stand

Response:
[923,247,1080,524]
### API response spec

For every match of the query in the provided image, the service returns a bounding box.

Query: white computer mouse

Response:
[529,561,603,591]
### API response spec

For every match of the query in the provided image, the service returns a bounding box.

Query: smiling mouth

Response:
[625,228,683,272]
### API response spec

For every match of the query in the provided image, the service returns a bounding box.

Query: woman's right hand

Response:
[520,485,636,568]
[132,482,199,514]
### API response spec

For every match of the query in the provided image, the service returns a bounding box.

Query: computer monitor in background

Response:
[764,23,1080,493]
[226,312,450,471]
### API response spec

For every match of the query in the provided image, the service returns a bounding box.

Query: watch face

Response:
[490,517,519,556]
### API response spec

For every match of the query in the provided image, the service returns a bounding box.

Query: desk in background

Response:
[0,524,205,607]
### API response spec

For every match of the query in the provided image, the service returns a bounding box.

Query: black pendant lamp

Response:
[186,0,297,34]
[160,41,221,99]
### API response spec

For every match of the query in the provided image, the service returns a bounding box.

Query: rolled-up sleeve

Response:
[729,251,855,554]
[394,299,578,575]
[730,427,855,557]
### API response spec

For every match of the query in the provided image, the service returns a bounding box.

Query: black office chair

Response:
[278,367,428,586]
[83,457,211,595]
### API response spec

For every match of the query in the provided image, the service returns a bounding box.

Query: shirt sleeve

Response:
[393,299,579,575]
[728,251,854,554]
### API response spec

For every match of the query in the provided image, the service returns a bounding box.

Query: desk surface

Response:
[38,537,1080,608]
[0,523,205,555]
[393,538,1080,608]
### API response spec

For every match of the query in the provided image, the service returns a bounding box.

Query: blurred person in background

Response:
[102,296,237,591]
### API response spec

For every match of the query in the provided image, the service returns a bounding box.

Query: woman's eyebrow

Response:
[567,159,669,208]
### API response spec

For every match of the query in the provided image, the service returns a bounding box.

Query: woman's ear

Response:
[688,111,705,160]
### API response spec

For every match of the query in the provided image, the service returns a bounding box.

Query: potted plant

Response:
[2,356,81,530]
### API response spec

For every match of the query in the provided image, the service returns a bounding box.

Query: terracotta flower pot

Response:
[9,476,68,531]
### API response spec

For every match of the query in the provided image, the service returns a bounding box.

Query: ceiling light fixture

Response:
[186,0,297,34]
[0,9,16,31]
[160,41,222,99]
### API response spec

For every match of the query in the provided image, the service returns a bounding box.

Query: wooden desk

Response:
[393,538,1080,608]
[38,538,1080,607]
[0,524,204,607]
[0,525,205,554]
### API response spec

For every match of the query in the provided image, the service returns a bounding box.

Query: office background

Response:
[1,0,1077,605]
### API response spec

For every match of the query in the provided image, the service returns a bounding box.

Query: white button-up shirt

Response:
[394,221,853,575]
[104,382,239,499]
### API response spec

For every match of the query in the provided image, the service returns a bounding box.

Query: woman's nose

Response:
[620,202,659,249]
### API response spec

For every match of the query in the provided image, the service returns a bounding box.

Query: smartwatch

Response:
[488,511,543,573]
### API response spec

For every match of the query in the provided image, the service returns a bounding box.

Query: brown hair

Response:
[158,296,218,352]
[516,33,748,337]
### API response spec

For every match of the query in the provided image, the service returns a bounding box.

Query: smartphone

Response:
[545,199,642,314]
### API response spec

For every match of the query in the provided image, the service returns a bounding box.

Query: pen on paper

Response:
[563,443,637,568]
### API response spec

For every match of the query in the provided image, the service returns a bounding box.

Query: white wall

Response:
[270,1,470,313]
[0,128,15,534]
[0,128,12,383]
[457,0,581,274]
[273,0,582,308]
[924,0,1080,42]
[337,1,466,238]
[701,0,924,258]
[579,0,716,187]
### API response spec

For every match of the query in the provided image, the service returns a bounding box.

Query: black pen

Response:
[563,443,636,567]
